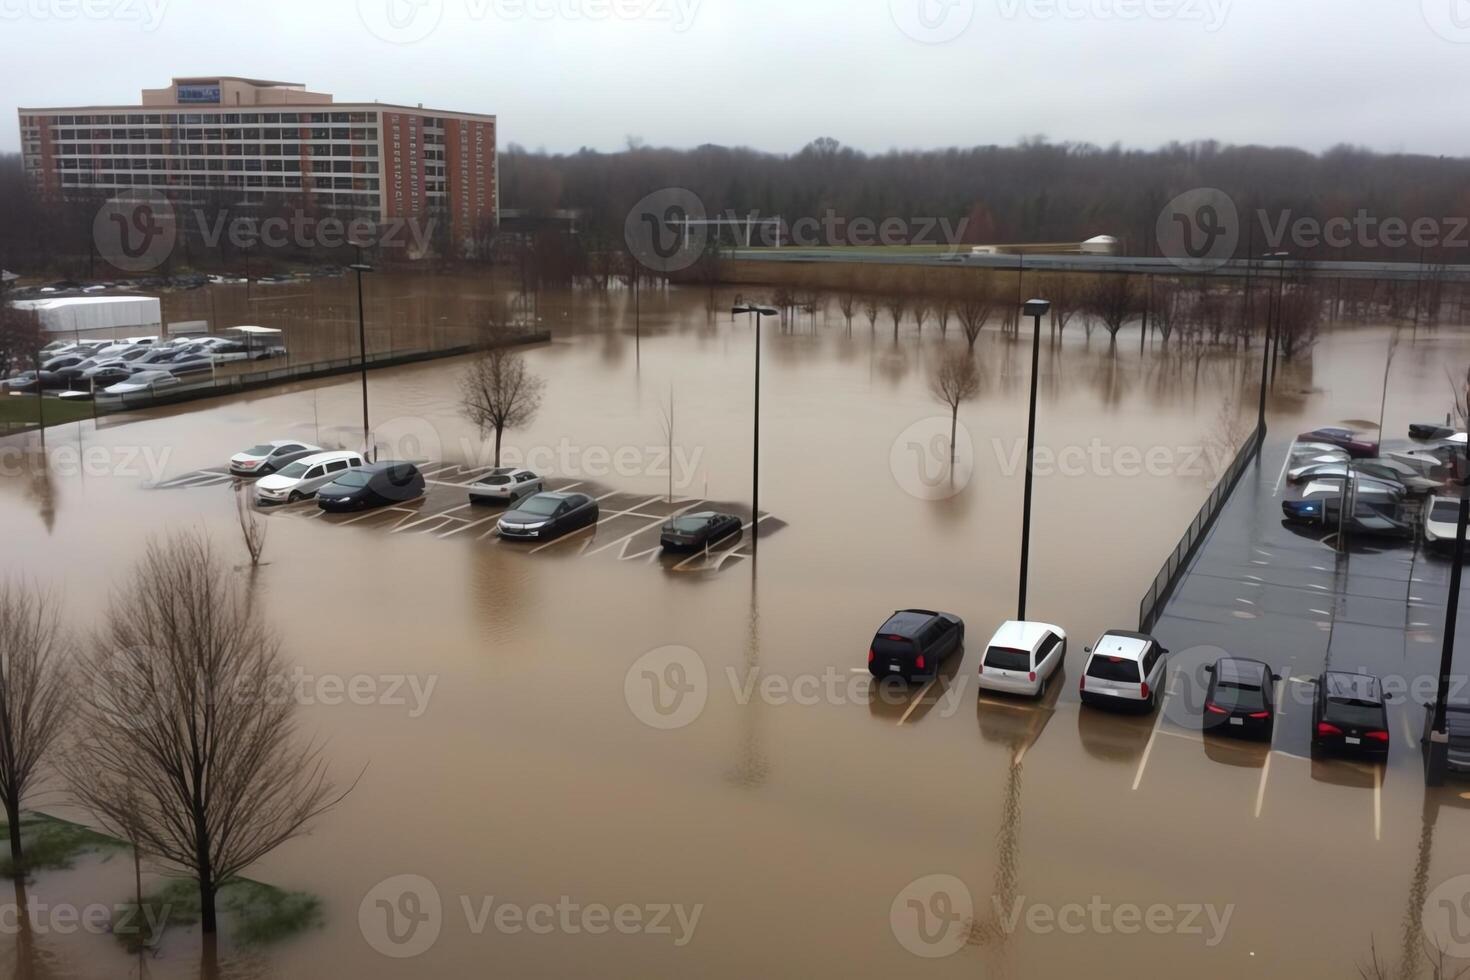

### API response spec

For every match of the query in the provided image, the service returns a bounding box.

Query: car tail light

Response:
[868,649,875,664]
[1140,682,1150,700]
[1249,711,1271,720]
[1206,703,1228,715]
[916,655,926,671]
[1317,722,1343,736]
[1028,671,1037,682]
[1079,675,1085,692]
[1366,730,1390,742]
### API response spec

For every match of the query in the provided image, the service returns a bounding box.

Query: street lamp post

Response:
[1256,252,1289,433]
[350,261,373,458]
[1017,298,1050,621]
[1427,451,1470,785]
[733,304,779,552]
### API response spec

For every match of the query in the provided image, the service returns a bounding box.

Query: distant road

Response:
[726,249,1470,282]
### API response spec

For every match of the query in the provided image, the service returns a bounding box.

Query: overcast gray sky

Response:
[2,0,1468,157]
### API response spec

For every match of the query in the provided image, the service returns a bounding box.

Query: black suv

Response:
[868,609,965,681]
[1311,671,1390,758]
[1204,657,1281,739]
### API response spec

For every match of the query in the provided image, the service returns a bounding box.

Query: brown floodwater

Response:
[1,282,1468,978]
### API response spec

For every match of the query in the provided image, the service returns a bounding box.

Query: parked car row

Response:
[864,609,1393,758]
[1282,427,1470,545]
[6,334,287,397]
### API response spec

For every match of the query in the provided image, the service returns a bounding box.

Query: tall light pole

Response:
[1427,452,1469,785]
[350,260,373,458]
[733,304,778,551]
[1017,298,1050,621]
[1256,251,1288,432]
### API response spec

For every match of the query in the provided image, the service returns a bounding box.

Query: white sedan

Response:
[1424,495,1463,550]
[469,468,545,504]
[103,370,181,395]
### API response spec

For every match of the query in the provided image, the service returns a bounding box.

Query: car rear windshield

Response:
[872,635,915,657]
[1216,681,1266,711]
[669,517,711,533]
[984,647,1032,671]
[244,444,275,456]
[481,476,513,486]
[1087,656,1140,681]
[518,497,562,516]
[1432,501,1460,523]
[332,471,372,488]
[1325,698,1385,728]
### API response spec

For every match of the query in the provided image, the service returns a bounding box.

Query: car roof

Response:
[1323,671,1383,702]
[988,620,1061,651]
[1092,632,1152,660]
[293,451,360,466]
[880,609,941,636]
[1217,658,1270,683]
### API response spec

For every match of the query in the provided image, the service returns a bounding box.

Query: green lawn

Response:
[0,394,96,428]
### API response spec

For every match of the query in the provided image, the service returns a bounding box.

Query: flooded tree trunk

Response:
[5,793,22,872]
[494,427,504,468]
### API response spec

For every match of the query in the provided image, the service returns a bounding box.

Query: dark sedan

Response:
[660,511,743,551]
[497,492,599,541]
[1281,496,1413,539]
[1203,658,1281,739]
[1298,427,1379,459]
[1410,422,1458,441]
[40,354,88,373]
[316,462,425,513]
[1311,671,1391,759]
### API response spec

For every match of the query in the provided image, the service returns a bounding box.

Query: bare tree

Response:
[912,300,931,336]
[931,351,983,471]
[0,583,72,875]
[956,276,996,350]
[1086,274,1142,346]
[459,344,545,467]
[836,285,858,332]
[934,291,955,336]
[1275,288,1323,359]
[68,533,348,935]
[861,294,881,332]
[233,485,267,566]
[884,294,908,341]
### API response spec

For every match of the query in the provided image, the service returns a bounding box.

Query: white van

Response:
[254,451,366,505]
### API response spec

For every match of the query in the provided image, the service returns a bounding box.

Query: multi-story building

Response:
[18,76,498,246]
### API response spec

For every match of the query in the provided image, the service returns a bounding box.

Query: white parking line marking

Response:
[898,678,937,726]
[395,504,471,532]
[1254,751,1273,818]
[441,514,500,538]
[585,504,698,557]
[1374,763,1383,841]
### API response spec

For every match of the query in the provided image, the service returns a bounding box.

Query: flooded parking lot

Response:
[2,287,1469,978]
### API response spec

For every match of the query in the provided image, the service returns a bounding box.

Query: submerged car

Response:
[316,461,425,512]
[867,609,965,681]
[1281,496,1414,539]
[977,621,1067,698]
[1,370,69,392]
[1410,422,1458,441]
[1080,631,1169,712]
[1297,427,1379,459]
[660,512,743,551]
[497,492,599,541]
[255,451,366,505]
[229,440,323,477]
[1311,672,1390,759]
[467,468,544,504]
[1288,460,1438,494]
[1203,658,1281,739]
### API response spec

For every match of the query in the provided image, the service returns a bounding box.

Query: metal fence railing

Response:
[1138,425,1265,633]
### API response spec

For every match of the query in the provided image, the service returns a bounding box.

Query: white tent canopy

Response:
[10,296,162,337]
